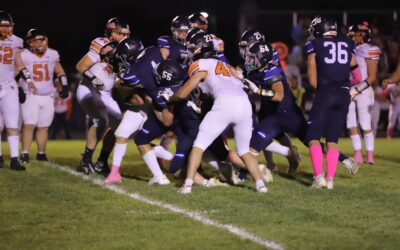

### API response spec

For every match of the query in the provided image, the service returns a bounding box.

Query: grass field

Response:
[0,138,399,250]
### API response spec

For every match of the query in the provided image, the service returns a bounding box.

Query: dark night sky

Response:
[3,0,399,71]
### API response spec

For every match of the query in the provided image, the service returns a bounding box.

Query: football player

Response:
[165,32,268,194]
[19,29,69,163]
[0,11,35,170]
[76,41,127,174]
[346,22,380,164]
[306,16,361,189]
[189,13,228,62]
[76,17,130,174]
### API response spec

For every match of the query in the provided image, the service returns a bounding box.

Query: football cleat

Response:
[258,164,273,183]
[310,174,327,189]
[256,185,268,193]
[20,153,29,164]
[80,159,94,175]
[205,177,229,187]
[342,157,359,174]
[36,153,48,161]
[287,145,301,174]
[10,158,26,171]
[105,167,122,184]
[148,174,170,186]
[178,185,192,194]
[94,160,110,174]
[326,179,334,190]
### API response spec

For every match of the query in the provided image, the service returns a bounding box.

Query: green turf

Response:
[0,138,399,249]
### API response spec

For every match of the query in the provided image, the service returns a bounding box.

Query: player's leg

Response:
[347,101,363,163]
[20,94,40,163]
[3,86,24,170]
[35,95,55,161]
[357,89,375,164]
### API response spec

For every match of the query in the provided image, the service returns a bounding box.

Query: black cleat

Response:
[10,157,26,171]
[36,153,48,161]
[80,159,94,175]
[20,153,29,164]
[287,145,301,174]
[93,160,110,174]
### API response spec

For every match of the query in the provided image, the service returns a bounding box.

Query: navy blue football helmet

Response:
[239,29,265,59]
[154,59,185,87]
[187,32,216,61]
[244,41,274,72]
[112,37,144,74]
[171,15,191,43]
[188,13,208,31]
[308,16,337,39]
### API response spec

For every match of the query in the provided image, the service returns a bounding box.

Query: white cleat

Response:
[311,174,327,189]
[258,164,273,183]
[343,157,359,175]
[148,174,170,186]
[257,185,268,193]
[326,179,334,190]
[205,177,229,187]
[178,185,192,194]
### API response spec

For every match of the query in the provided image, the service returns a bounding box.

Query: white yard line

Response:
[43,162,285,250]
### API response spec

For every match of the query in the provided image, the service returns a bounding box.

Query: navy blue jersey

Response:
[157,36,189,66]
[248,63,296,116]
[122,46,163,102]
[305,34,354,88]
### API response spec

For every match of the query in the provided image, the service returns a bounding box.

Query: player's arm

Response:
[382,61,400,88]
[169,71,206,102]
[307,53,317,89]
[76,54,95,74]
[55,62,69,98]
[365,58,378,85]
[160,48,170,60]
[14,49,38,94]
[153,107,174,127]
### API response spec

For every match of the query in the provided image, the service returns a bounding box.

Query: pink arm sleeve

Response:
[350,67,362,85]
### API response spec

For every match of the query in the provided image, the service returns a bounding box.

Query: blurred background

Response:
[3,0,400,138]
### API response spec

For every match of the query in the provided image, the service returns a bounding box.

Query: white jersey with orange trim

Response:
[0,34,23,84]
[20,48,60,95]
[211,34,224,52]
[88,62,116,93]
[86,37,110,63]
[354,43,381,81]
[188,58,246,99]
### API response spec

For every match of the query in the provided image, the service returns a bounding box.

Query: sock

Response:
[309,145,323,177]
[0,133,2,156]
[338,152,347,162]
[21,151,29,154]
[112,143,127,168]
[82,147,94,162]
[326,149,339,180]
[350,134,362,151]
[202,179,209,186]
[38,151,45,154]
[184,178,194,187]
[7,135,19,158]
[154,145,173,161]
[255,179,265,189]
[142,150,163,177]
[265,141,290,156]
[98,130,115,162]
[387,128,393,138]
[364,132,374,152]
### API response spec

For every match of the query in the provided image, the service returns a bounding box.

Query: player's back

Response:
[306,35,354,88]
[157,35,188,65]
[0,34,23,83]
[188,58,245,99]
